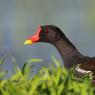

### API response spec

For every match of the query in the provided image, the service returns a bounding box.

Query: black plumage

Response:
[25,25,95,80]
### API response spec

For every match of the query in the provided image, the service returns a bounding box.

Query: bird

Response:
[24,25,95,79]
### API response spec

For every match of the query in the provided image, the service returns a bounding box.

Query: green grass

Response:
[0,56,95,95]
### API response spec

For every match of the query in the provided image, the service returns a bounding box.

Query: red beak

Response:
[24,26,41,45]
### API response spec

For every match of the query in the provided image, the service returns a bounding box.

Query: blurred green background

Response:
[0,0,95,74]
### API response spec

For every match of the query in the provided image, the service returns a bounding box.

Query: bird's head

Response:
[24,25,63,45]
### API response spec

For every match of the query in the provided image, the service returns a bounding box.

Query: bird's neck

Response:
[53,38,85,69]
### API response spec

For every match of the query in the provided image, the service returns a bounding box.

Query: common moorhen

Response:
[24,25,95,79]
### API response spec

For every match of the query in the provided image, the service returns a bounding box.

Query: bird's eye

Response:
[44,30,49,34]
[41,26,49,34]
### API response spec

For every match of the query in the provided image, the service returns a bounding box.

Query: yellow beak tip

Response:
[24,40,32,45]
[24,42,27,45]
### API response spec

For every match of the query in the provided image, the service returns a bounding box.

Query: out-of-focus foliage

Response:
[0,56,95,95]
